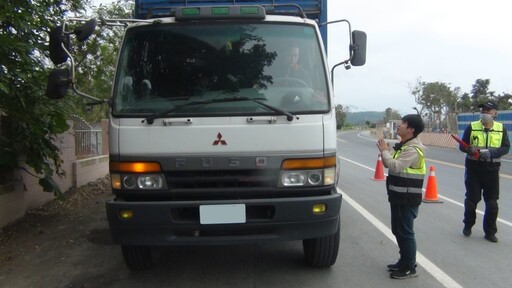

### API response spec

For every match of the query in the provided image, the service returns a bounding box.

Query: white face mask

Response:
[480,113,494,123]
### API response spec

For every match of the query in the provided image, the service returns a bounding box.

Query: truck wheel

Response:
[302,222,340,268]
[121,245,152,271]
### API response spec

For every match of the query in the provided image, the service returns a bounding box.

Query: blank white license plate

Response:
[199,204,246,225]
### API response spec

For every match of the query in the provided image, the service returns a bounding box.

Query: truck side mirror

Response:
[350,30,367,66]
[48,19,97,65]
[74,18,97,42]
[45,68,71,99]
[49,26,70,65]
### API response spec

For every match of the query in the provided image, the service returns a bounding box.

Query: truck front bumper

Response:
[106,193,341,246]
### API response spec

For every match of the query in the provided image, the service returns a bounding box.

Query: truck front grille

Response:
[165,169,279,190]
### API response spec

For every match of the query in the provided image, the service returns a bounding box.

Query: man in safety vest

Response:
[377,114,426,279]
[459,100,510,243]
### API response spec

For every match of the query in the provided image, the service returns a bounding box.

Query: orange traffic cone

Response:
[423,165,443,203]
[371,153,386,181]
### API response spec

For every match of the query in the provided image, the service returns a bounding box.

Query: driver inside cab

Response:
[281,46,311,87]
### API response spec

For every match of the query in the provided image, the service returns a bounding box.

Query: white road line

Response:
[427,159,512,180]
[438,195,512,227]
[339,156,512,228]
[339,188,463,288]
[340,156,387,174]
[426,158,465,169]
[356,132,378,141]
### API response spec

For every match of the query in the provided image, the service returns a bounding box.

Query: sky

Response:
[328,0,512,114]
[92,0,512,115]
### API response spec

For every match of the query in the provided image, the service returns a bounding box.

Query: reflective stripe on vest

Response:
[467,121,503,162]
[387,145,426,195]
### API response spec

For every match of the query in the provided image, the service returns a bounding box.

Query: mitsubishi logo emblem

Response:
[212,133,227,145]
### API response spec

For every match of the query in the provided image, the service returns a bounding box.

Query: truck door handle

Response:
[163,118,193,126]
[247,116,277,124]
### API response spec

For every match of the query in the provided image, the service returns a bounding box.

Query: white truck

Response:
[46,0,366,270]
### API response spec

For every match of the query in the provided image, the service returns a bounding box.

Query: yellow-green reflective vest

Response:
[468,121,504,162]
[387,145,426,205]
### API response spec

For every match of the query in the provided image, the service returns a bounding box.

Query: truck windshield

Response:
[113,22,329,117]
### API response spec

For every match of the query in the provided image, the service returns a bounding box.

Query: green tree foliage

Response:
[412,78,511,115]
[468,79,511,110]
[470,79,493,107]
[495,93,512,110]
[71,0,134,122]
[383,107,401,123]
[458,92,472,112]
[411,78,511,133]
[0,0,87,193]
[412,80,458,116]
[1,0,135,193]
[411,79,460,132]
[335,104,347,129]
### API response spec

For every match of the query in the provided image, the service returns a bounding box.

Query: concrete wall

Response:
[73,155,109,187]
[0,175,24,228]
[0,120,109,229]
[20,121,76,209]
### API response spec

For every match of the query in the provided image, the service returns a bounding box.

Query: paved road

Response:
[0,130,510,287]
[337,130,512,288]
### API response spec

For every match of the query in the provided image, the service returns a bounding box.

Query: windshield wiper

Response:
[143,96,296,124]
[244,97,297,122]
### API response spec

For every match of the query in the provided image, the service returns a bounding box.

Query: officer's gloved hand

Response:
[466,146,478,155]
[479,149,491,160]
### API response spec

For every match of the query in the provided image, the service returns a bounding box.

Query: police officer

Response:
[459,100,510,242]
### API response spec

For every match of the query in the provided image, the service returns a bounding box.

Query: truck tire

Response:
[121,245,152,271]
[302,221,340,268]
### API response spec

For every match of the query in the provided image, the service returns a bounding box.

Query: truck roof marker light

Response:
[281,157,336,170]
[211,7,230,16]
[240,6,260,15]
[110,162,162,173]
[176,6,265,21]
[181,7,200,16]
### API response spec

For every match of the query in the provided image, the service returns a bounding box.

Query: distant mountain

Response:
[346,111,385,125]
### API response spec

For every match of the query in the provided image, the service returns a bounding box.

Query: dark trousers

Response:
[390,203,418,269]
[464,167,500,236]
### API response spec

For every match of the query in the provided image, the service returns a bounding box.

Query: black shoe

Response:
[390,267,418,279]
[484,234,498,243]
[463,227,472,237]
[387,261,403,271]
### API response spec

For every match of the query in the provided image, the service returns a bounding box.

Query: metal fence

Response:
[75,129,102,158]
[71,115,103,159]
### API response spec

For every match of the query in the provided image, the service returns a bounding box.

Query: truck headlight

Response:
[110,162,165,190]
[279,157,337,187]
[308,171,322,185]
[137,175,163,189]
[123,175,138,189]
[279,169,334,187]
[281,172,307,186]
[114,174,165,190]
